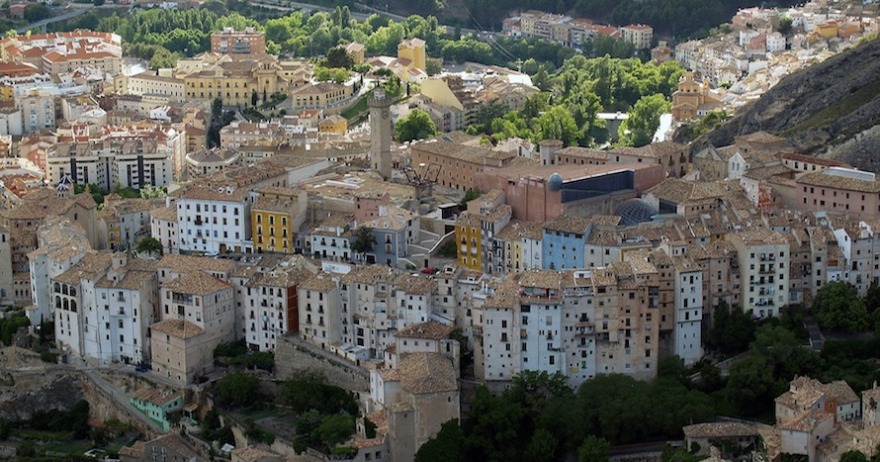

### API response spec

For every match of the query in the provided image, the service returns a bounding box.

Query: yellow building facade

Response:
[398,38,427,71]
[455,213,482,271]
[252,210,294,253]
[251,190,306,254]
[318,115,347,136]
[180,56,311,108]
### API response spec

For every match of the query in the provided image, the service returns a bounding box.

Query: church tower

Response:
[368,90,392,180]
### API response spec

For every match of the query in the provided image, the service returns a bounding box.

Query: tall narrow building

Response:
[368,90,392,180]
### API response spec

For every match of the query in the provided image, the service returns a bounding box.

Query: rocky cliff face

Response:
[0,372,85,421]
[691,38,880,170]
[0,347,87,421]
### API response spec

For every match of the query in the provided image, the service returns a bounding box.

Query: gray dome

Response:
[548,173,563,191]
[615,199,657,226]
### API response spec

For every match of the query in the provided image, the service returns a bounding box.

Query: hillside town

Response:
[0,0,876,460]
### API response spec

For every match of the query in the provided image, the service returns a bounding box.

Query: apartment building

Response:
[397,38,427,71]
[211,27,266,57]
[455,191,511,274]
[252,188,307,255]
[0,31,122,75]
[149,206,179,256]
[796,167,880,218]
[90,255,159,365]
[19,93,55,134]
[185,148,240,179]
[455,213,482,272]
[620,24,654,49]
[308,214,354,261]
[175,186,251,255]
[542,216,592,270]
[298,274,341,349]
[175,162,288,255]
[27,217,92,326]
[671,256,703,365]
[46,125,183,188]
[219,120,288,150]
[126,72,185,102]
[495,220,543,273]
[243,263,311,351]
[475,263,661,387]
[362,206,418,268]
[834,220,880,297]
[153,270,235,385]
[728,230,790,318]
[337,266,437,358]
[52,252,112,361]
[289,82,355,113]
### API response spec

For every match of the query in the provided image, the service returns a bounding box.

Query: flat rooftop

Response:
[482,161,657,182]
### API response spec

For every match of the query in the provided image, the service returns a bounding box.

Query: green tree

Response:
[840,450,869,462]
[395,109,438,142]
[579,435,610,462]
[24,3,51,22]
[619,94,670,147]
[415,419,465,462]
[813,281,870,332]
[706,301,756,356]
[212,372,260,408]
[463,386,528,461]
[778,16,794,35]
[426,58,443,76]
[314,66,351,84]
[278,370,358,415]
[525,428,559,462]
[350,227,376,255]
[460,189,480,205]
[294,409,323,447]
[313,414,355,449]
[535,105,579,147]
[136,236,163,256]
[324,46,354,69]
[149,47,180,70]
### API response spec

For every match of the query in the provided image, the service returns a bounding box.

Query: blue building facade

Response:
[542,216,592,270]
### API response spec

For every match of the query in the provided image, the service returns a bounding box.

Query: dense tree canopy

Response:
[706,301,756,356]
[24,3,51,23]
[813,281,871,332]
[395,109,438,142]
[619,93,671,147]
[460,0,800,38]
[212,372,261,408]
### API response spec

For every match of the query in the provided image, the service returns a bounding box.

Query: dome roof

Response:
[615,199,657,226]
[548,173,563,191]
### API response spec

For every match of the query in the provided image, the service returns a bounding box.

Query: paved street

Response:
[78,367,164,433]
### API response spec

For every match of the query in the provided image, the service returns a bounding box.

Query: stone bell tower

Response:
[368,89,392,180]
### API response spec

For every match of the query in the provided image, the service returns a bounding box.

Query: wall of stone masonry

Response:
[274,335,369,392]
